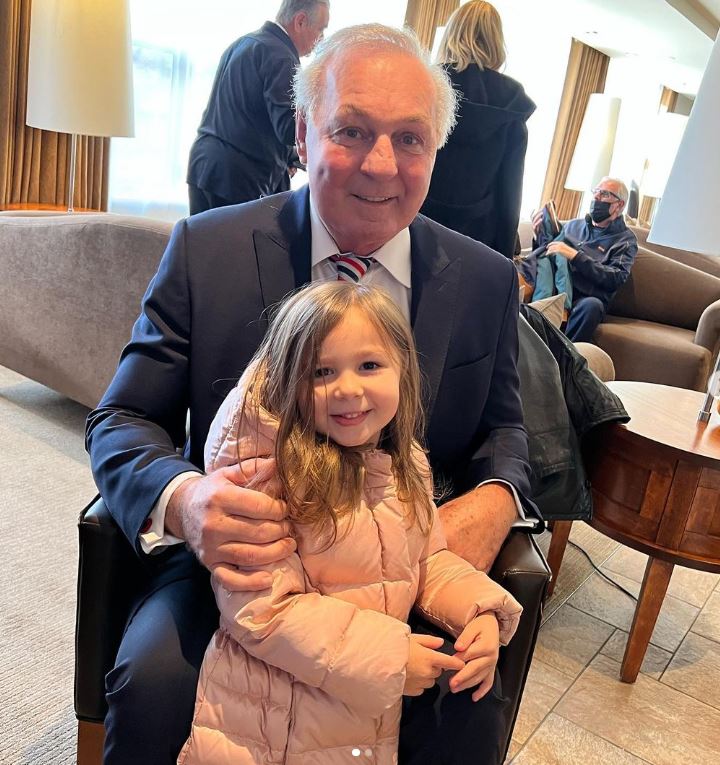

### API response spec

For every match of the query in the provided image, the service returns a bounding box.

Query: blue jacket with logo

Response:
[536,216,638,308]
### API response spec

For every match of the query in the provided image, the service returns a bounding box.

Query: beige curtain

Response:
[540,39,610,220]
[659,86,679,114]
[404,0,460,49]
[0,0,109,210]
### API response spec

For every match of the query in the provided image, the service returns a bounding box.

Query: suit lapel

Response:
[254,188,312,316]
[254,199,460,418]
[410,217,461,417]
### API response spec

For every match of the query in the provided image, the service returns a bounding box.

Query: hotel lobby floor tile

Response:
[535,604,615,679]
[600,629,673,679]
[554,654,720,765]
[567,571,699,652]
[692,591,720,644]
[511,713,651,764]
[661,631,720,710]
[512,658,575,745]
[602,547,719,608]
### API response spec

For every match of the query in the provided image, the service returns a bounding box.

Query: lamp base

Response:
[67,133,77,213]
[698,404,712,424]
[698,353,720,422]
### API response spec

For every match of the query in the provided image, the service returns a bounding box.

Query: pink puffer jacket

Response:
[178,375,522,765]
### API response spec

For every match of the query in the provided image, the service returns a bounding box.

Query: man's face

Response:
[296,48,439,256]
[590,179,624,227]
[295,4,329,57]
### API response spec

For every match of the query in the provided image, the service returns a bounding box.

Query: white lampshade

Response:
[649,33,720,256]
[565,94,621,192]
[641,112,688,199]
[26,0,134,138]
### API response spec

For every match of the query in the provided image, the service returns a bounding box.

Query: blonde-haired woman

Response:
[421,1,535,259]
[179,281,522,764]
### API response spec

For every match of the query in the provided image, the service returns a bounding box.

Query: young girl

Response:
[178,282,522,765]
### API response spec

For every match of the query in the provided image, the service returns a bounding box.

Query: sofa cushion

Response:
[594,316,710,391]
[573,342,615,382]
[609,247,720,330]
[528,293,566,328]
[629,225,720,278]
[0,213,173,408]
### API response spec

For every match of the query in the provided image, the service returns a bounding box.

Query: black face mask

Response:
[589,199,612,223]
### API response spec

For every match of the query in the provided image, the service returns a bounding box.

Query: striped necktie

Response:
[329,253,376,283]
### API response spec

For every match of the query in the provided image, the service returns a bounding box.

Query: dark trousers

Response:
[565,295,606,343]
[400,616,510,764]
[187,184,235,215]
[103,555,509,765]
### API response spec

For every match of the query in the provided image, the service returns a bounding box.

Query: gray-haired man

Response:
[89,23,534,764]
[524,176,638,341]
[187,1,330,213]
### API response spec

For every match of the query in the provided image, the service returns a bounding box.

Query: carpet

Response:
[0,367,95,765]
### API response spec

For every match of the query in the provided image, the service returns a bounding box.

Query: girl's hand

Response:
[449,613,500,702]
[403,634,465,697]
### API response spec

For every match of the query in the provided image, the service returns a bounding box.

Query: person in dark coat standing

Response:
[421,1,535,259]
[187,1,330,214]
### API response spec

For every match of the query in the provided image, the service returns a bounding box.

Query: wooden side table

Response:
[580,381,720,682]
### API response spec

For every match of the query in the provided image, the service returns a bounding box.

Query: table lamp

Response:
[565,93,621,214]
[25,0,135,213]
[649,32,720,422]
[641,113,689,200]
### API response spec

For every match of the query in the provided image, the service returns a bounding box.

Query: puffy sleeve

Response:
[412,449,523,645]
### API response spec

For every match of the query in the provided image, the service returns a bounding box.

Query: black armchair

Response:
[74,497,550,764]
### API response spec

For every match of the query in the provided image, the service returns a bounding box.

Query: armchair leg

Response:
[545,520,573,598]
[77,720,104,765]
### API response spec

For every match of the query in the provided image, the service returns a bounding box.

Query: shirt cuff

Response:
[477,479,540,530]
[139,471,201,554]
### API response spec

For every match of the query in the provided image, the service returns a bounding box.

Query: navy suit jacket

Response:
[187,22,298,202]
[87,187,533,551]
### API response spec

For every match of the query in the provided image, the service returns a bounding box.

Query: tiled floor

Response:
[507,524,720,764]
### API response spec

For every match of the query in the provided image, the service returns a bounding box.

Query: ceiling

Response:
[560,0,719,95]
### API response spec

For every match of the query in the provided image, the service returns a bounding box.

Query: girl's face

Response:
[310,307,402,447]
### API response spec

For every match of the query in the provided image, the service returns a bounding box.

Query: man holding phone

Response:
[521,176,638,341]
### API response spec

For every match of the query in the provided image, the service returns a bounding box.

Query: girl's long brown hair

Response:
[241,282,434,544]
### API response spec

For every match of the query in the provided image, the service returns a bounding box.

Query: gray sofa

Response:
[0,213,172,408]
[594,246,720,391]
[628,224,720,278]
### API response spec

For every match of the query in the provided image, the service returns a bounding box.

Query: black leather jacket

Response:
[518,306,629,521]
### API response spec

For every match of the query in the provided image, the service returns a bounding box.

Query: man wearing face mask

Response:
[525,176,637,342]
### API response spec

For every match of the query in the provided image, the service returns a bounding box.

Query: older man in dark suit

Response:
[88,23,535,765]
[187,0,330,214]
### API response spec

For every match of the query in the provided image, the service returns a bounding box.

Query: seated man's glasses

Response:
[591,187,622,203]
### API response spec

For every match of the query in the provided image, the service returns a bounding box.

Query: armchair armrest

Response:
[490,530,550,755]
[75,496,148,722]
[694,298,720,353]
